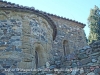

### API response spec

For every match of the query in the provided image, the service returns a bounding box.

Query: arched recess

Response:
[34,43,47,68]
[63,40,70,56]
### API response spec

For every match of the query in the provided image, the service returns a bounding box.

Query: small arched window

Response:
[63,40,70,56]
[34,43,47,68]
[35,50,38,69]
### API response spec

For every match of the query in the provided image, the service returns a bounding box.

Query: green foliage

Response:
[88,5,100,44]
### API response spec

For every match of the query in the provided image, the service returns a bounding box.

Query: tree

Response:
[88,5,100,44]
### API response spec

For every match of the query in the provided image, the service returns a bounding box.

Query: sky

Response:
[6,0,100,38]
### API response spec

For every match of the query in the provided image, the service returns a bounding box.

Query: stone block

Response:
[18,61,32,69]
[0,61,3,64]
[2,64,11,68]
[53,55,61,61]
[46,74,53,75]
[77,53,88,60]
[94,68,100,75]
[0,51,22,60]
[62,61,71,67]
[15,32,22,36]
[86,48,92,55]
[71,67,79,75]
[71,63,77,68]
[22,28,31,34]
[83,46,90,50]
[22,49,30,54]
[11,41,22,48]
[21,36,30,42]
[22,45,31,50]
[0,73,5,75]
[80,57,92,65]
[91,59,97,63]
[6,72,14,75]
[49,65,56,70]
[97,56,100,64]
[0,46,6,50]
[5,46,14,51]
[66,53,76,60]
[46,62,50,68]
[10,19,16,23]
[0,64,3,69]
[87,72,95,75]
[49,60,55,65]
[15,48,21,52]
[23,58,32,62]
[11,36,20,40]
[92,51,100,55]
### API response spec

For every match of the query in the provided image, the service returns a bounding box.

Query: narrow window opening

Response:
[35,50,38,69]
[63,40,70,56]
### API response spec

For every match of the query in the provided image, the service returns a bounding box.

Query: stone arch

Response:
[34,43,47,68]
[63,40,70,56]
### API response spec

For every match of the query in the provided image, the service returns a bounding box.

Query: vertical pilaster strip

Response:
[21,20,31,54]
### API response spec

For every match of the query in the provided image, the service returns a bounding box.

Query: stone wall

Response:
[34,41,100,75]
[0,9,54,71]
[49,16,87,56]
[0,1,88,75]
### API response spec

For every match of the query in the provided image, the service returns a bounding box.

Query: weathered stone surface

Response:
[63,61,72,67]
[87,72,95,75]
[97,56,100,63]
[92,59,97,63]
[83,46,90,50]
[46,74,53,75]
[1,1,100,75]
[0,73,5,75]
[71,63,77,68]
[6,72,14,75]
[79,68,84,74]
[94,67,100,75]
[80,57,92,65]
[0,64,3,69]
[71,67,79,75]
[77,53,88,60]
[46,62,50,68]
[17,61,32,69]
[66,52,77,61]
[49,65,56,70]
[86,48,92,55]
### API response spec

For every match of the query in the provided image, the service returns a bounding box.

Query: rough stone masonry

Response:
[0,0,93,75]
[35,41,100,75]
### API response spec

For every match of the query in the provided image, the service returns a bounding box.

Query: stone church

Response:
[0,0,87,69]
